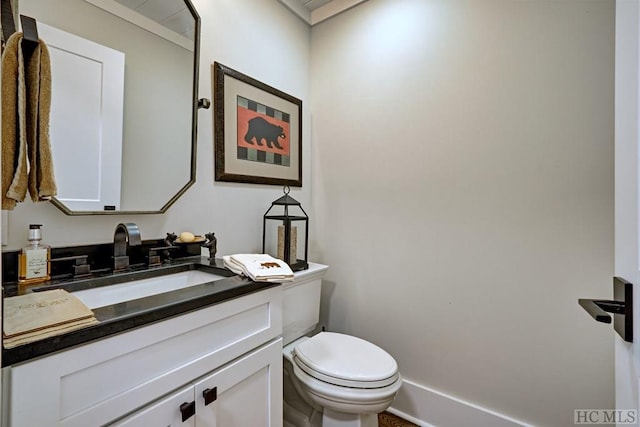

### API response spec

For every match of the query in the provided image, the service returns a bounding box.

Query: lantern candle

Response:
[277,225,297,262]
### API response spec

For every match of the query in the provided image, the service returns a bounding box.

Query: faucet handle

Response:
[147,246,179,267]
[50,255,91,279]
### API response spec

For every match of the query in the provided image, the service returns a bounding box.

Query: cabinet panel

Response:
[109,385,195,427]
[195,338,283,427]
[104,338,283,427]
[60,301,268,418]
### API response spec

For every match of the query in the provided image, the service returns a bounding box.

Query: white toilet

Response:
[282,263,402,427]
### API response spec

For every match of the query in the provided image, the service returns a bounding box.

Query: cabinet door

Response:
[39,22,124,211]
[109,385,195,427]
[194,338,283,427]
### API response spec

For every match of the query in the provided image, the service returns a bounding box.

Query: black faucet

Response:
[113,223,142,272]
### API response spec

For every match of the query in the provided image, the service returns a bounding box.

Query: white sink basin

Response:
[72,270,225,309]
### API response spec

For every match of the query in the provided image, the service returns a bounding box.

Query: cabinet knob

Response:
[180,401,196,422]
[203,387,218,406]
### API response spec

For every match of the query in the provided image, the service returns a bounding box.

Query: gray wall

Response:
[310,0,614,426]
[3,0,615,425]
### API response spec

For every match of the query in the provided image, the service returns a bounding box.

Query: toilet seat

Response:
[293,332,399,389]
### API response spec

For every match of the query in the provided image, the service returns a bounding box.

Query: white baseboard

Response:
[388,378,534,427]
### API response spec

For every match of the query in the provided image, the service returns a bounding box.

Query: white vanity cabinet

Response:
[111,339,283,427]
[2,286,283,427]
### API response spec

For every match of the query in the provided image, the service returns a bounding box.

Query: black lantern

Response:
[262,187,309,271]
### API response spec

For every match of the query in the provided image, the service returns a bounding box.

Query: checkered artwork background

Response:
[237,96,290,167]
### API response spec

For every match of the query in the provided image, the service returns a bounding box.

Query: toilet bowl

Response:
[282,264,402,427]
[283,332,402,427]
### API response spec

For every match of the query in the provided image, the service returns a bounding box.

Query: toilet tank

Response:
[282,263,329,345]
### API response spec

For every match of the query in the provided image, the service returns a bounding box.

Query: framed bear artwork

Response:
[213,62,302,186]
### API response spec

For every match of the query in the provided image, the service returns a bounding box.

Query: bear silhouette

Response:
[260,262,281,269]
[244,116,285,149]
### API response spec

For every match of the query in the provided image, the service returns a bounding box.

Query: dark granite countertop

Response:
[2,257,279,367]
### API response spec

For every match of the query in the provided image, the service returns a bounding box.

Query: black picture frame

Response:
[213,62,302,186]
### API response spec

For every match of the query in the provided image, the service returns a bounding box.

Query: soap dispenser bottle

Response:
[18,224,51,284]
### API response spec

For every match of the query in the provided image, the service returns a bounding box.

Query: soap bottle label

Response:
[24,248,48,279]
[19,248,50,283]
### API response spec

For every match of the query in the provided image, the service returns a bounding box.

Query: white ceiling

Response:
[297,0,334,11]
[109,0,365,35]
[114,0,195,39]
[279,0,368,26]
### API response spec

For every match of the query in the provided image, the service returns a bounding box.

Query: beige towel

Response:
[1,33,56,209]
[25,38,56,201]
[3,289,98,348]
[1,32,27,209]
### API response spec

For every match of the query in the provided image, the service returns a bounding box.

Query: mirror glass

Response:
[18,0,199,214]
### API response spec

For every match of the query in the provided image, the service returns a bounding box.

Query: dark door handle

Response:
[203,387,217,406]
[578,299,625,323]
[180,401,195,422]
[579,277,633,342]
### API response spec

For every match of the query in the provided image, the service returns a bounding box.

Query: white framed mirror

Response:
[17,0,201,215]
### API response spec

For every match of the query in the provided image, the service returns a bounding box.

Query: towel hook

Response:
[19,15,38,45]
